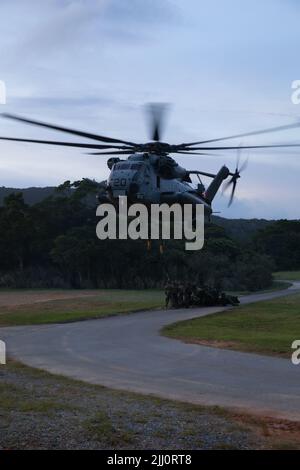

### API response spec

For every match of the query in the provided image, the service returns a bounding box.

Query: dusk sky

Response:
[0,0,300,219]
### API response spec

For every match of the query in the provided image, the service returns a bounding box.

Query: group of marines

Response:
[164,281,240,309]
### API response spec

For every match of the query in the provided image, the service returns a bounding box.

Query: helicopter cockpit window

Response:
[115,163,131,170]
[114,162,142,171]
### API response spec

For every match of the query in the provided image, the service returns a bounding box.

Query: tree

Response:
[254,220,300,270]
[0,193,33,272]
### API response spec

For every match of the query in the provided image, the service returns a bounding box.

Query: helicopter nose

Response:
[129,182,139,195]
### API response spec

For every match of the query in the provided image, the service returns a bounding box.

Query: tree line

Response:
[0,178,297,291]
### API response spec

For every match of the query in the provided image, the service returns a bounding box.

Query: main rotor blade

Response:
[2,113,138,146]
[174,151,220,156]
[180,121,300,147]
[179,143,300,150]
[146,103,168,141]
[86,150,134,155]
[0,136,134,150]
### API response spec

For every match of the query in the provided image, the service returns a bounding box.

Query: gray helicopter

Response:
[1,104,300,216]
[104,152,229,217]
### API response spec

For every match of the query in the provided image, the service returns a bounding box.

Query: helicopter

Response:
[1,104,300,218]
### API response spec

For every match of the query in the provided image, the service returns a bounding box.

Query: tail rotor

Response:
[223,147,248,206]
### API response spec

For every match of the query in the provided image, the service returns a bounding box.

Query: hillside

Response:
[0,186,56,205]
[0,185,273,241]
[212,216,272,242]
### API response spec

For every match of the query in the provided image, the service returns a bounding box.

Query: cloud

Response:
[0,0,299,219]
[3,0,179,66]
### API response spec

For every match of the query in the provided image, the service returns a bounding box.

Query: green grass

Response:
[274,271,300,281]
[0,289,164,326]
[0,280,292,328]
[0,381,73,414]
[162,293,300,358]
[83,410,135,446]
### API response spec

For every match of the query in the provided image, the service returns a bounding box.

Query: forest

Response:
[0,179,298,291]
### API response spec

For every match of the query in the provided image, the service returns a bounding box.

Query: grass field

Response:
[0,289,164,326]
[0,280,291,327]
[274,271,300,281]
[162,293,300,358]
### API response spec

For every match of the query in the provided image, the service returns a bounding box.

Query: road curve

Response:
[1,283,300,421]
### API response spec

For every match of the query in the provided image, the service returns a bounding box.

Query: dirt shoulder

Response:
[0,289,97,308]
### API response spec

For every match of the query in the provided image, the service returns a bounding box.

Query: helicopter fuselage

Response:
[102,152,214,215]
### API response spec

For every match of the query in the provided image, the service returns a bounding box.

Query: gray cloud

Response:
[0,0,299,219]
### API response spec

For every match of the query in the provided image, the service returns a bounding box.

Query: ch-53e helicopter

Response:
[1,104,300,218]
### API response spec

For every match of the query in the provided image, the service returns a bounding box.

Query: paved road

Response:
[1,283,300,421]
